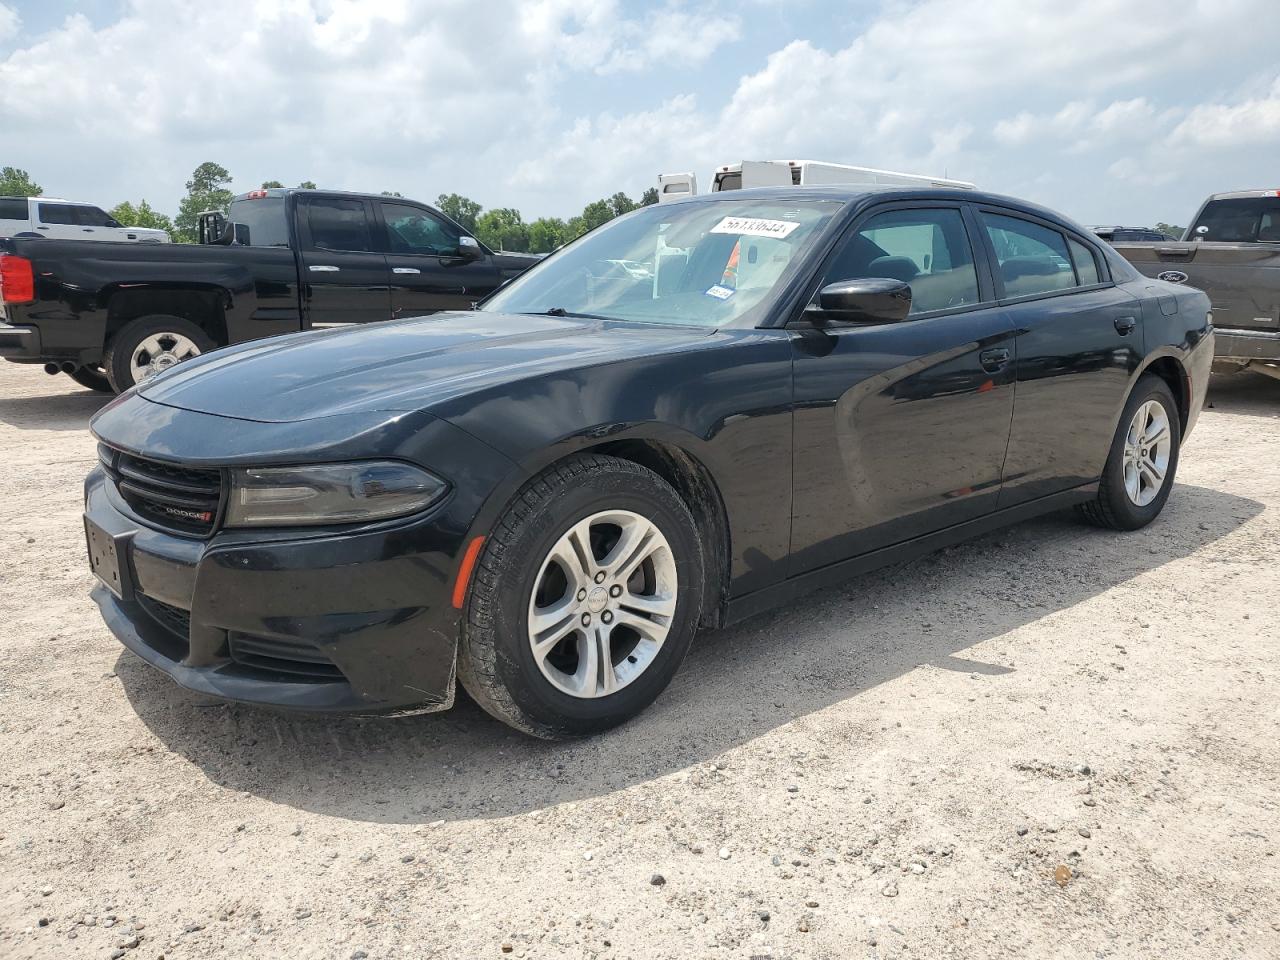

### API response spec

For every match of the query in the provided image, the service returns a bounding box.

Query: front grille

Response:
[99,444,223,536]
[228,633,346,682]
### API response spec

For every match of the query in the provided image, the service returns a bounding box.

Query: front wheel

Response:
[1078,375,1180,530]
[103,315,215,393]
[457,454,705,739]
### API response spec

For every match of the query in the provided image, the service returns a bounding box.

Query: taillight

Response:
[0,254,35,304]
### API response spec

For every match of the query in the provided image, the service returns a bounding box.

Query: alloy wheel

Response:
[130,332,202,383]
[527,509,677,698]
[1122,398,1172,507]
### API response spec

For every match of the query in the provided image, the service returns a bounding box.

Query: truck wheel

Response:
[66,364,113,393]
[457,454,704,739]
[104,315,215,392]
[1078,375,1180,531]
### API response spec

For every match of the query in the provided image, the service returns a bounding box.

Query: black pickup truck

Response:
[0,188,539,392]
[1112,189,1279,383]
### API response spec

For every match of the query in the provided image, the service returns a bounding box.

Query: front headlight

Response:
[225,461,448,527]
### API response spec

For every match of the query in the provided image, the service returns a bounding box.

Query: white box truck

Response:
[657,160,973,202]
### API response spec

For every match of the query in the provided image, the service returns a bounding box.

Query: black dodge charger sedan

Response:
[85,186,1213,737]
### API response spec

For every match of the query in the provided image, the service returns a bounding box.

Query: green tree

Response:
[564,215,588,242]
[1154,222,1185,240]
[436,192,482,232]
[261,180,284,189]
[475,207,529,252]
[109,199,174,235]
[640,186,659,206]
[528,217,568,253]
[608,192,637,218]
[174,162,234,243]
[297,180,317,189]
[0,166,42,196]
[580,199,614,232]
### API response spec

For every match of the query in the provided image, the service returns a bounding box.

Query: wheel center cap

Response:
[586,586,609,613]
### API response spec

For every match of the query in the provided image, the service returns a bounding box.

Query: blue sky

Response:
[2,0,1279,228]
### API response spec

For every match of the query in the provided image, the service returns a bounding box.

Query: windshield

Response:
[481,198,843,327]
[1192,197,1280,243]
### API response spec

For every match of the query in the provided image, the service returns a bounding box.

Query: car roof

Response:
[231,187,417,203]
[664,184,1093,236]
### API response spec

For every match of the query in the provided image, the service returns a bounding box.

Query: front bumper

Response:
[0,321,42,360]
[86,468,464,714]
[1214,327,1280,362]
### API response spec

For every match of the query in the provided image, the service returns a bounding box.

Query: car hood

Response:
[136,312,715,423]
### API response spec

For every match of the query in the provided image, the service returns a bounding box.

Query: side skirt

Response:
[722,482,1099,627]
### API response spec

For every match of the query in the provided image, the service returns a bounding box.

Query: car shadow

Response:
[1206,370,1280,418]
[0,383,113,431]
[117,481,1262,824]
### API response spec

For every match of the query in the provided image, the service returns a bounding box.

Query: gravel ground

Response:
[0,361,1277,960]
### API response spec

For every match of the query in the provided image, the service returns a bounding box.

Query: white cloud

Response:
[1171,76,1280,146]
[1,0,1279,228]
[0,3,18,44]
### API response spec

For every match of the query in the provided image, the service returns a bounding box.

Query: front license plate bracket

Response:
[85,519,134,601]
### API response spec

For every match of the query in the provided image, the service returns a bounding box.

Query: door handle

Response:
[83,228,95,232]
[979,347,1011,372]
[1114,315,1137,335]
[309,265,340,272]
[37,225,49,230]
[391,267,421,274]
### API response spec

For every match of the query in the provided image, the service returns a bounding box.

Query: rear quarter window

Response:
[0,198,28,221]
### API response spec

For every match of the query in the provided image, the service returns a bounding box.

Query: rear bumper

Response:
[1214,327,1280,362]
[0,321,42,360]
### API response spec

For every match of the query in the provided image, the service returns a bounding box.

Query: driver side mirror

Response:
[457,235,483,261]
[807,278,913,325]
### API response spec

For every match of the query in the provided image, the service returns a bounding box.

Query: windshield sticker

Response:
[704,284,736,300]
[710,216,801,239]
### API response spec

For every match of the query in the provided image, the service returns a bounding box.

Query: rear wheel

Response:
[66,364,112,393]
[458,454,704,739]
[1078,375,1180,530]
[104,315,215,392]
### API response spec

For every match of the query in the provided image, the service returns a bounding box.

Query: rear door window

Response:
[0,198,28,221]
[1068,238,1101,286]
[303,197,374,252]
[37,203,78,225]
[981,213,1076,298]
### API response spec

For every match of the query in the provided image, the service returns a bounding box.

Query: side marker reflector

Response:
[451,536,486,610]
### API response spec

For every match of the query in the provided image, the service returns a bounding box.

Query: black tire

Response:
[103,315,215,393]
[1078,374,1180,530]
[66,364,113,393]
[458,454,705,739]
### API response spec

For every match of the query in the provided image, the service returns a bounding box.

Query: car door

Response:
[377,200,502,316]
[33,201,83,240]
[296,195,392,327]
[974,208,1142,507]
[72,204,132,241]
[789,202,1017,575]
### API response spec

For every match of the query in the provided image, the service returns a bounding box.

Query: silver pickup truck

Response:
[1112,190,1279,381]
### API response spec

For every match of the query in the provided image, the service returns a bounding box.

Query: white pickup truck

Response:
[0,196,169,243]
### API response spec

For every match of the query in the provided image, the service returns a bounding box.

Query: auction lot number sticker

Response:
[710,217,801,239]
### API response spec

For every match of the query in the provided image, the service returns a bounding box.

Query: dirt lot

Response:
[0,362,1277,960]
